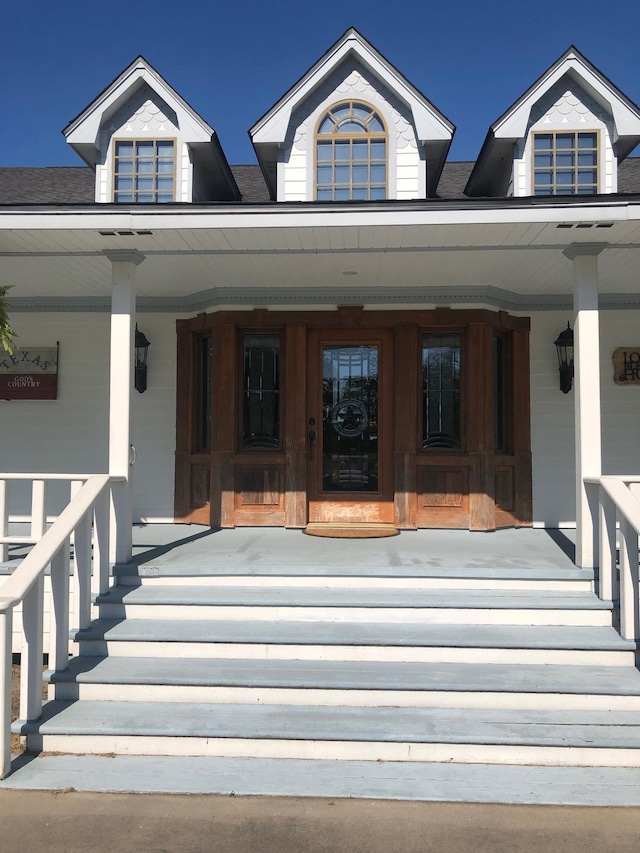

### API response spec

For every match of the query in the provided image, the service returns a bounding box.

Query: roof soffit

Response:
[250,28,454,147]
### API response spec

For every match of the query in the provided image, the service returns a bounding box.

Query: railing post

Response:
[49,542,70,674]
[0,479,8,564]
[619,515,640,642]
[93,486,111,604]
[20,575,44,722]
[598,486,617,603]
[0,606,13,779]
[30,479,47,541]
[73,509,92,631]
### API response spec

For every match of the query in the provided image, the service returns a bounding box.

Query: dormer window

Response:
[533,132,598,195]
[315,102,387,200]
[113,139,176,202]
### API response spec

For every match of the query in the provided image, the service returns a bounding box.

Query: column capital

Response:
[103,249,145,266]
[563,243,608,261]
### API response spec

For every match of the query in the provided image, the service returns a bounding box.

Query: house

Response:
[1,28,640,557]
[2,29,640,795]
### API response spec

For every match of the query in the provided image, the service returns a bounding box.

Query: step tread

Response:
[48,656,640,695]
[3,754,640,804]
[73,619,634,650]
[98,586,610,610]
[114,564,595,581]
[14,700,640,748]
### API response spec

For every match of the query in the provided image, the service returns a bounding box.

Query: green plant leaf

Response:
[0,286,17,354]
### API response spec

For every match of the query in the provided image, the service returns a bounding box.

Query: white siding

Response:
[3,307,639,532]
[1,312,180,522]
[530,309,640,525]
[280,57,422,201]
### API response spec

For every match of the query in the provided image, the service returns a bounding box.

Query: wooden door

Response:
[307,328,394,524]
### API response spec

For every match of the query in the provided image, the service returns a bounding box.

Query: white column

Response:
[104,250,144,565]
[563,244,605,568]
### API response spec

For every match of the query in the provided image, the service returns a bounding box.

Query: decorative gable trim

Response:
[249,28,454,199]
[466,47,640,198]
[63,57,239,202]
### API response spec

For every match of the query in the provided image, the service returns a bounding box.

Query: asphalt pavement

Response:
[1,790,640,853]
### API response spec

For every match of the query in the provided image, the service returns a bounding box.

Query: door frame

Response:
[306,327,394,524]
[174,307,532,531]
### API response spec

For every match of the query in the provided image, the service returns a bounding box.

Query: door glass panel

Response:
[422,333,461,449]
[322,345,379,492]
[201,336,212,450]
[242,334,280,449]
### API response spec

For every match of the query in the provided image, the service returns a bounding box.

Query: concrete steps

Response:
[94,585,612,625]
[113,562,595,590]
[71,618,634,664]
[15,701,640,766]
[5,754,640,805]
[11,555,640,794]
[48,656,640,709]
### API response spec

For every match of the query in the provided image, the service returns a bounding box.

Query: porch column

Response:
[104,250,145,564]
[563,244,605,568]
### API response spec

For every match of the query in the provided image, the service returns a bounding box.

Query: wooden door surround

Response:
[174,308,532,531]
[306,328,394,524]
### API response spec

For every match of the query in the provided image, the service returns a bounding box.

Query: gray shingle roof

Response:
[436,162,474,198]
[0,166,95,204]
[2,159,640,204]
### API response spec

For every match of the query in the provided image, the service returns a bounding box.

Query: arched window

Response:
[315,102,387,201]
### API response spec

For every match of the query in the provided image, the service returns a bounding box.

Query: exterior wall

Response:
[529,309,640,526]
[2,306,638,529]
[95,82,191,203]
[512,80,616,196]
[280,57,423,201]
[1,311,180,521]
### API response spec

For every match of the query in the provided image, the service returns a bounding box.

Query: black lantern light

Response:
[554,322,574,394]
[134,324,150,393]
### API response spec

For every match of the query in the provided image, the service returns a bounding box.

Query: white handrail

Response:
[0,474,118,780]
[0,474,105,559]
[0,476,110,611]
[588,475,640,647]
[0,474,104,480]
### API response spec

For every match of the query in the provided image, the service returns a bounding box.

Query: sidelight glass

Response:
[422,333,461,449]
[201,336,212,450]
[242,335,280,449]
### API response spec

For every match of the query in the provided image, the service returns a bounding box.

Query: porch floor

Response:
[118,525,578,574]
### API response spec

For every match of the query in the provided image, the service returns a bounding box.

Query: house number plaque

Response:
[613,348,640,385]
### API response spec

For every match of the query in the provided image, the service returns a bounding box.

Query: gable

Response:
[280,56,424,201]
[466,47,640,198]
[63,57,239,203]
[250,28,453,200]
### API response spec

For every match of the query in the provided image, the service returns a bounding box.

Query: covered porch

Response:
[3,198,640,786]
[3,197,640,566]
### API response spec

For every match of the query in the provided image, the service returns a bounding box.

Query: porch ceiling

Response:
[2,202,640,308]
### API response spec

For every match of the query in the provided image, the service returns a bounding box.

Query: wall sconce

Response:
[134,324,150,393]
[554,322,574,394]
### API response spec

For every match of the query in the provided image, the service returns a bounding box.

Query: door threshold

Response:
[304,523,399,539]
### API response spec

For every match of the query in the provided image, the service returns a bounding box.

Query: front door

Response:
[307,328,394,524]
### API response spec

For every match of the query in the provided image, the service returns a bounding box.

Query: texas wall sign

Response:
[0,345,59,400]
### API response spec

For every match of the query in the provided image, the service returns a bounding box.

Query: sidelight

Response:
[242,334,280,448]
[422,333,461,449]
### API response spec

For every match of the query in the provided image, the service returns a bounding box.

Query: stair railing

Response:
[0,474,117,779]
[586,475,640,643]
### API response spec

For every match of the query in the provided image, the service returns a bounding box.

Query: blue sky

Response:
[4,0,640,168]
